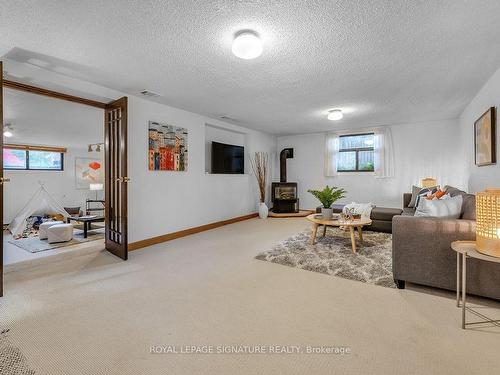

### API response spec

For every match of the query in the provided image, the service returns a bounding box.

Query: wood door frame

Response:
[1,62,4,297]
[3,80,106,109]
[0,77,128,295]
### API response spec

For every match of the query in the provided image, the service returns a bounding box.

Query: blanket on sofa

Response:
[342,202,376,219]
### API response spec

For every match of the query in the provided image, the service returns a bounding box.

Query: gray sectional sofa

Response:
[392,186,500,300]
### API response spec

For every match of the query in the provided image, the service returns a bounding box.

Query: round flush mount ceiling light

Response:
[327,109,343,121]
[232,31,263,60]
[3,124,13,138]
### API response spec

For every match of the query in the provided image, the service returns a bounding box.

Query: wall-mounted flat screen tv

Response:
[211,141,244,174]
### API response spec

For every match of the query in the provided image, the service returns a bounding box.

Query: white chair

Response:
[39,221,64,240]
[47,224,74,244]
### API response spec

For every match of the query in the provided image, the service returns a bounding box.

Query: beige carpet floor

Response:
[1,218,500,374]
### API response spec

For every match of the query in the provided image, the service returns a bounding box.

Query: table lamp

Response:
[476,189,500,257]
[89,183,104,200]
[421,177,437,188]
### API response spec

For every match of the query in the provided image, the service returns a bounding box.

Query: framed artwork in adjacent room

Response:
[75,157,103,189]
[474,107,496,166]
[148,121,188,171]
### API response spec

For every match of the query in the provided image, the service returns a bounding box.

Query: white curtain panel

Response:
[373,127,395,178]
[324,127,395,178]
[324,133,340,176]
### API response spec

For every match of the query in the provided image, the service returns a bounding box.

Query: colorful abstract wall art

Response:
[75,157,103,189]
[148,121,188,171]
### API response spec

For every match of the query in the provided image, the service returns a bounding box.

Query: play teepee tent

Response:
[8,183,69,237]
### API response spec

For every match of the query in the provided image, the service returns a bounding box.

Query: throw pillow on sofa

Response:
[413,186,440,208]
[414,194,463,218]
[425,189,446,200]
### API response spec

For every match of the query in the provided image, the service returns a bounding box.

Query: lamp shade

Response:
[89,183,104,191]
[476,188,500,257]
[421,177,437,188]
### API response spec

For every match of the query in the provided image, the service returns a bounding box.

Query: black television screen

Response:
[211,142,244,174]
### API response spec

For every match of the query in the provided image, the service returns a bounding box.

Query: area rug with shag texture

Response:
[0,330,35,375]
[255,227,396,288]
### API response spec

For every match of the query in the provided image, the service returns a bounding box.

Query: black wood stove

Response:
[271,148,299,213]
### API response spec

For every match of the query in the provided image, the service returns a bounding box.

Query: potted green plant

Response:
[307,186,346,219]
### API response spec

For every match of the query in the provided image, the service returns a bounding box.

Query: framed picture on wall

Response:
[474,107,496,166]
[148,121,188,171]
[75,157,103,189]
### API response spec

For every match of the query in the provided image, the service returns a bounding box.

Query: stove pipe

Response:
[279,148,294,182]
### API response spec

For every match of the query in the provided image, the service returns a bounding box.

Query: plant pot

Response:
[321,207,333,220]
[258,202,269,219]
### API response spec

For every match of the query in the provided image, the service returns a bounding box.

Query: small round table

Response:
[451,241,500,329]
[306,213,372,253]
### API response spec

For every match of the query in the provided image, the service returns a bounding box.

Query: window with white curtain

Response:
[337,133,375,172]
[325,127,394,178]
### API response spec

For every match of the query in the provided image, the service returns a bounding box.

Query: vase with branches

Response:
[307,185,346,219]
[250,152,269,218]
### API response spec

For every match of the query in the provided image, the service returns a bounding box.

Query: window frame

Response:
[337,132,375,173]
[3,145,65,171]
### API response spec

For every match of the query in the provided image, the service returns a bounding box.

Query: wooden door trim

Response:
[3,80,107,109]
[0,62,4,297]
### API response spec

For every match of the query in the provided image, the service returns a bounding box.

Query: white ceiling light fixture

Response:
[3,124,14,138]
[232,31,263,60]
[327,109,343,121]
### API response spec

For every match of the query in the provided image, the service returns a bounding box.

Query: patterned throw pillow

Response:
[409,185,439,208]
[425,189,446,200]
[414,186,439,208]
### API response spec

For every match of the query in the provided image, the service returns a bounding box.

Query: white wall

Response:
[459,65,500,193]
[276,120,467,209]
[127,96,276,243]
[4,147,103,223]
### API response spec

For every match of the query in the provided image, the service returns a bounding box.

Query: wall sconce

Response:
[476,189,500,257]
[3,123,14,138]
[88,143,104,152]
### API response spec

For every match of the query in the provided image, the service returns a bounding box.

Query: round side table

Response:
[451,240,500,329]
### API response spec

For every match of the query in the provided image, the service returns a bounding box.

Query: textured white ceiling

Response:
[2,1,500,135]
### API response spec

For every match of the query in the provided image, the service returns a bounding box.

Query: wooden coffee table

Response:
[306,213,372,253]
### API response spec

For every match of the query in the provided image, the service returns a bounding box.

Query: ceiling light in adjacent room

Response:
[327,109,343,121]
[3,124,13,138]
[232,31,263,60]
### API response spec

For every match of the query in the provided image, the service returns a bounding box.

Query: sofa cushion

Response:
[409,185,439,208]
[402,207,416,216]
[415,195,463,219]
[461,194,476,220]
[408,185,421,208]
[443,186,467,197]
[443,186,476,220]
[371,207,403,221]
